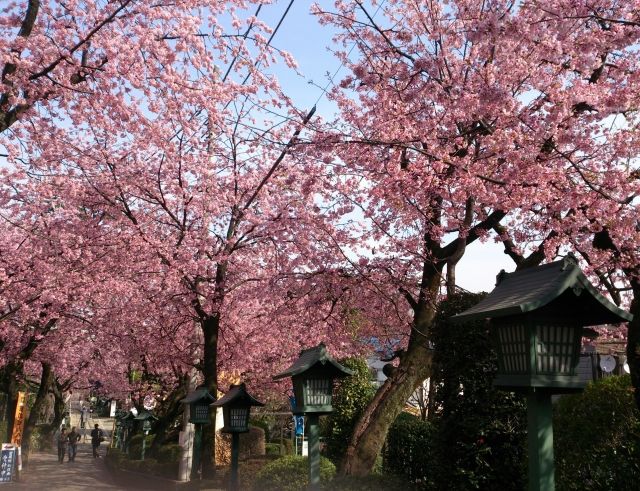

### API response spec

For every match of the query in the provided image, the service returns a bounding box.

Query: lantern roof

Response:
[272,343,354,381]
[180,386,215,405]
[133,410,158,421]
[212,383,264,408]
[118,411,137,421]
[451,254,633,325]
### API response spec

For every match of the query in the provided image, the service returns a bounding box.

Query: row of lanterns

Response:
[179,342,351,490]
[127,255,635,491]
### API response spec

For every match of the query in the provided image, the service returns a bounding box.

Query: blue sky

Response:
[250,1,513,293]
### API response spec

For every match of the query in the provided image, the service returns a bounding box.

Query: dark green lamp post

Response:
[120,412,136,452]
[180,386,215,480]
[452,255,632,491]
[114,418,122,449]
[273,343,353,490]
[212,383,264,491]
[133,411,157,461]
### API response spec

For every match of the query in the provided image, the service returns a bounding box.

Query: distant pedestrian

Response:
[67,426,80,462]
[57,428,68,463]
[90,423,104,458]
[80,405,88,429]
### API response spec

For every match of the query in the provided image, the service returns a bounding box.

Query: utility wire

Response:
[312,0,387,108]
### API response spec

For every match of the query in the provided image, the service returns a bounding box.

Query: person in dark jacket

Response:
[57,428,68,463]
[67,426,81,461]
[90,423,103,458]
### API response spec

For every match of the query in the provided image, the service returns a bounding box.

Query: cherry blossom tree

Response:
[315,0,640,475]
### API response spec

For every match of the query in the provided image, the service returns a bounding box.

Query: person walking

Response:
[57,428,68,463]
[80,405,87,429]
[90,423,104,458]
[67,426,80,462]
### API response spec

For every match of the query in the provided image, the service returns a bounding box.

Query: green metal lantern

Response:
[180,386,215,425]
[452,254,633,491]
[452,255,632,392]
[134,410,157,432]
[212,383,264,433]
[273,343,353,414]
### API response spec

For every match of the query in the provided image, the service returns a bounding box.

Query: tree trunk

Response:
[200,314,219,478]
[341,341,433,475]
[1,363,21,443]
[21,363,53,465]
[149,382,187,457]
[341,260,441,476]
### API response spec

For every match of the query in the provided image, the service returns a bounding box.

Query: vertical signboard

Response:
[0,444,16,483]
[10,392,26,446]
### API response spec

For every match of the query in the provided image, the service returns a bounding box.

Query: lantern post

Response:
[212,383,264,491]
[180,386,215,480]
[133,411,157,461]
[273,343,353,490]
[452,255,633,491]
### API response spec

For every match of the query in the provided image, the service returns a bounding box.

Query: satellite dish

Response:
[624,362,630,374]
[599,354,616,373]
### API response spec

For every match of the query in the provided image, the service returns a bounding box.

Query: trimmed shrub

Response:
[252,455,336,491]
[217,425,265,465]
[554,375,640,490]
[265,443,283,456]
[156,443,182,463]
[105,447,125,471]
[128,433,155,460]
[383,412,435,487]
[250,415,274,442]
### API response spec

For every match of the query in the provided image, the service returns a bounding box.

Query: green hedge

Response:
[383,412,435,487]
[265,443,284,456]
[324,358,376,465]
[128,433,155,460]
[155,443,182,463]
[252,455,336,491]
[554,375,640,490]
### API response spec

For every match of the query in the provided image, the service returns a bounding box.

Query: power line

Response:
[312,0,387,108]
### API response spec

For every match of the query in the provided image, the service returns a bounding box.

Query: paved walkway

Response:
[6,443,122,490]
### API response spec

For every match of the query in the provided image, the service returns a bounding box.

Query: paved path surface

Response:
[6,444,122,490]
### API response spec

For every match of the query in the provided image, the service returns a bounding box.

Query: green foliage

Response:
[250,415,274,442]
[127,433,155,460]
[155,443,182,463]
[554,375,640,490]
[383,412,435,488]
[105,447,125,472]
[383,293,527,490]
[265,443,284,456]
[28,425,49,452]
[328,474,413,490]
[429,292,527,490]
[324,357,376,465]
[252,455,336,491]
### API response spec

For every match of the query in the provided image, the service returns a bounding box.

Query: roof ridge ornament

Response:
[562,252,579,270]
[495,269,507,285]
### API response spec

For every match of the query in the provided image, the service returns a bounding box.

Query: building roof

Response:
[272,343,354,380]
[451,255,633,325]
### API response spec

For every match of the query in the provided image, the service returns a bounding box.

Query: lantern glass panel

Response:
[194,402,209,422]
[303,378,332,407]
[497,324,528,373]
[229,407,248,431]
[535,325,576,374]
